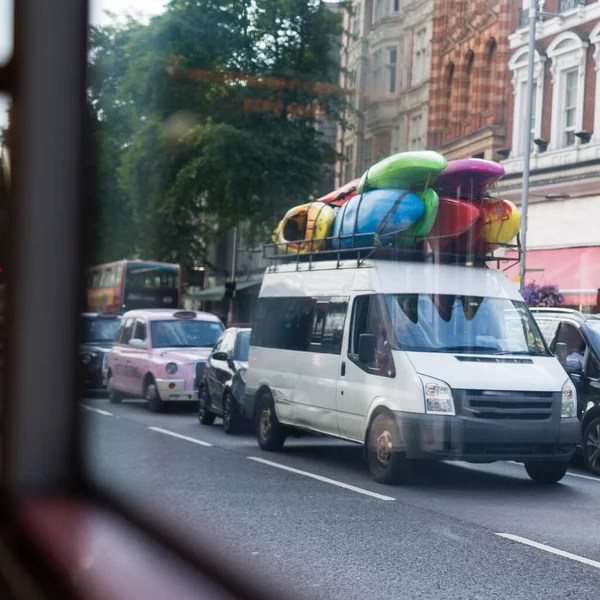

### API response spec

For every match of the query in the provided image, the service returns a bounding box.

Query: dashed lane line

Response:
[81,405,113,417]
[496,533,600,570]
[247,456,395,501]
[148,426,213,447]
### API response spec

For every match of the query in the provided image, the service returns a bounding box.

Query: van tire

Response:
[524,460,569,484]
[256,391,286,452]
[145,379,164,413]
[107,372,122,404]
[366,411,411,485]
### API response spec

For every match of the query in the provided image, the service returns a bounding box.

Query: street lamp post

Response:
[519,3,563,292]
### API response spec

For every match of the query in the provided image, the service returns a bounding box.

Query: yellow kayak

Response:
[272,201,336,254]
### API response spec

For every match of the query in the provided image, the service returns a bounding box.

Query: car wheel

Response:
[198,384,216,425]
[222,392,239,435]
[524,460,569,484]
[582,417,600,476]
[145,379,164,413]
[256,391,286,451]
[107,372,122,404]
[366,411,412,485]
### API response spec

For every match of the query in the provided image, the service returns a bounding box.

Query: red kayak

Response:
[450,205,487,253]
[427,197,480,239]
[317,178,361,207]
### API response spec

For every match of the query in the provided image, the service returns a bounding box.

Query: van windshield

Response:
[384,294,549,356]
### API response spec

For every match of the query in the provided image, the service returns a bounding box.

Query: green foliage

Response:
[88,0,348,273]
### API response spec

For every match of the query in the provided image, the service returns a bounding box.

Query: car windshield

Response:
[150,320,223,349]
[81,317,120,343]
[384,294,549,355]
[235,330,251,361]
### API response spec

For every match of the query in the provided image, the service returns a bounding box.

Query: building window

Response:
[563,69,577,146]
[410,114,423,149]
[386,47,397,94]
[508,48,545,157]
[390,0,400,13]
[371,49,382,93]
[373,0,387,22]
[464,50,474,117]
[483,39,497,111]
[442,62,454,130]
[412,28,427,86]
[351,2,360,36]
[547,32,588,150]
[343,144,354,182]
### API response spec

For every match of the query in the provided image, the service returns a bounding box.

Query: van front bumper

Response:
[395,412,579,462]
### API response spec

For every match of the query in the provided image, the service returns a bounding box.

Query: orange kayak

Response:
[317,178,361,207]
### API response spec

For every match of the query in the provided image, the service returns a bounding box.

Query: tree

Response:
[87,0,348,273]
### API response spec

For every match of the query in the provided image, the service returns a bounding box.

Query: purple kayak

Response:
[433,158,505,199]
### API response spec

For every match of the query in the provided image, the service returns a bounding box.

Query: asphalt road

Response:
[82,395,600,600]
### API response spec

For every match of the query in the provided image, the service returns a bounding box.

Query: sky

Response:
[0,0,167,127]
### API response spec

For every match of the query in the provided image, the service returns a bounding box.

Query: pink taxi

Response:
[106,309,224,412]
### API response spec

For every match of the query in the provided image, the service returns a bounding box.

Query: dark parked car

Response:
[198,327,250,434]
[531,308,600,475]
[80,312,121,389]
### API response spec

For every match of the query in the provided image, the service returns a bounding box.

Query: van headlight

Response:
[419,375,455,416]
[165,362,178,375]
[238,368,247,383]
[561,379,576,418]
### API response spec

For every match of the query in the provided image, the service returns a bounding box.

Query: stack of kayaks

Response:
[271,152,521,257]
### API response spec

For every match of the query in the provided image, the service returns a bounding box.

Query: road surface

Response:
[82,395,600,600]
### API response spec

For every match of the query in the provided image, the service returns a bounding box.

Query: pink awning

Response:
[502,246,600,307]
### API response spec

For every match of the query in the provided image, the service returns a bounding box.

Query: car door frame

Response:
[127,318,149,397]
[111,317,136,393]
[210,329,236,414]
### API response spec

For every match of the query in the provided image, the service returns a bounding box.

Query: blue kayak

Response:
[331,188,425,249]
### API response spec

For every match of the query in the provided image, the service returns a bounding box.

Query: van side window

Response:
[536,318,560,346]
[555,323,586,370]
[309,297,348,355]
[349,295,393,377]
[251,297,315,352]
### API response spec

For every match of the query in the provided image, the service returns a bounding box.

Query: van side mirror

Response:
[212,351,229,362]
[358,333,377,364]
[555,342,568,366]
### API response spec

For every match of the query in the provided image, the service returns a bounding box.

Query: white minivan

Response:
[241,259,579,484]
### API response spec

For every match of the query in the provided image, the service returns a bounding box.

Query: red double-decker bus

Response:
[86,260,183,313]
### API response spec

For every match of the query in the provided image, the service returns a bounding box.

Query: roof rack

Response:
[528,307,600,320]
[263,230,522,272]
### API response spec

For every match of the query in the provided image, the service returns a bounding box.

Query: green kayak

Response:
[395,188,439,247]
[357,151,447,193]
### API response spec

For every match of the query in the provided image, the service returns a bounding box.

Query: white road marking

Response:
[81,405,113,417]
[148,427,213,447]
[507,461,600,483]
[495,533,600,569]
[247,456,395,501]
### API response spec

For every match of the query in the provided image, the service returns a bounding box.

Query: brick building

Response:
[428,0,512,160]
[499,0,600,309]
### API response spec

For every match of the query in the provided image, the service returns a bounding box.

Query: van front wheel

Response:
[256,392,286,452]
[524,460,569,484]
[367,411,412,485]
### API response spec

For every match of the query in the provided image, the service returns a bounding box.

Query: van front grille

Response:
[455,389,556,421]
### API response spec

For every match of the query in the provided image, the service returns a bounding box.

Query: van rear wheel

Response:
[367,411,412,485]
[256,391,286,452]
[524,460,569,484]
